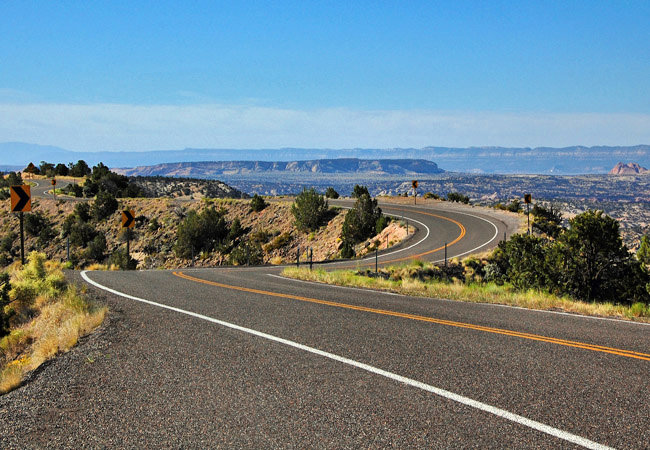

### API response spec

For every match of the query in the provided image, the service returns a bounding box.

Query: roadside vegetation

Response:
[0,252,106,394]
[283,208,650,321]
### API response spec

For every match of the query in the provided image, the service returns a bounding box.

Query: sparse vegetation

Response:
[282,263,650,322]
[446,192,470,204]
[0,253,106,394]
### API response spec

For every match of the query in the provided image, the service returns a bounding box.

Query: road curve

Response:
[1,203,646,448]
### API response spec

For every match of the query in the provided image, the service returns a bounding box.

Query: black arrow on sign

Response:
[12,186,30,212]
[122,210,135,228]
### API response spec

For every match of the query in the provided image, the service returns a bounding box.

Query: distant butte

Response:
[609,162,649,175]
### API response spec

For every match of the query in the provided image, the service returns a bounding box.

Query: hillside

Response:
[0,198,408,270]
[115,159,444,177]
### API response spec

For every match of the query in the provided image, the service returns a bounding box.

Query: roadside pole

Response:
[19,212,25,265]
[10,185,31,265]
[121,210,135,266]
[412,180,418,205]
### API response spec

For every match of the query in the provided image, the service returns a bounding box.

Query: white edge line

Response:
[81,270,612,450]
[266,274,650,327]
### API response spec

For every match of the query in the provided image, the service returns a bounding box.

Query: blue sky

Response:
[1,1,649,151]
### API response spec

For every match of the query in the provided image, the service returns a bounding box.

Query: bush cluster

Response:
[446,192,470,204]
[174,207,247,259]
[486,210,650,305]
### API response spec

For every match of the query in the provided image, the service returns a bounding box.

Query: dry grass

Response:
[282,266,650,323]
[0,253,107,394]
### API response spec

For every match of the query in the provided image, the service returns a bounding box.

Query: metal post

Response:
[527,203,530,235]
[297,246,300,268]
[309,247,313,271]
[406,220,409,235]
[414,188,416,205]
[444,242,448,267]
[375,247,378,274]
[19,212,25,265]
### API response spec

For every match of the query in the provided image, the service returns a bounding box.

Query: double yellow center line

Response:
[173,271,650,362]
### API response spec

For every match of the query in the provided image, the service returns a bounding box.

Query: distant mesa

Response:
[609,162,649,175]
[114,158,445,177]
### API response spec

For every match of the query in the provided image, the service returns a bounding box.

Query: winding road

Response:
[1,201,648,448]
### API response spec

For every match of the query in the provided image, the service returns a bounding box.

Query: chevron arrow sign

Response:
[10,185,31,212]
[121,210,135,228]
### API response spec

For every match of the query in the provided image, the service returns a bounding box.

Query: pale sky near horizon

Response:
[1,1,649,151]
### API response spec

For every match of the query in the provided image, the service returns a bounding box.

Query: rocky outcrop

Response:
[609,162,649,175]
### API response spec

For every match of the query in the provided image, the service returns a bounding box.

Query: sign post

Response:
[10,185,31,264]
[412,180,418,205]
[51,178,57,200]
[121,210,135,260]
[524,194,532,235]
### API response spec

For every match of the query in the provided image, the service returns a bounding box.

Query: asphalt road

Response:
[1,203,647,448]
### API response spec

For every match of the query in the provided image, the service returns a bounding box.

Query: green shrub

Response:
[341,188,383,245]
[265,232,292,252]
[447,192,470,204]
[250,229,271,245]
[63,183,83,198]
[174,207,229,258]
[66,221,98,248]
[0,233,16,255]
[250,194,267,212]
[532,204,563,238]
[375,215,389,234]
[84,234,107,262]
[24,212,52,237]
[637,235,650,266]
[506,199,522,213]
[291,188,329,232]
[91,190,118,221]
[148,217,161,232]
[229,242,263,266]
[108,248,137,270]
[325,187,339,199]
[351,185,370,198]
[74,202,91,222]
